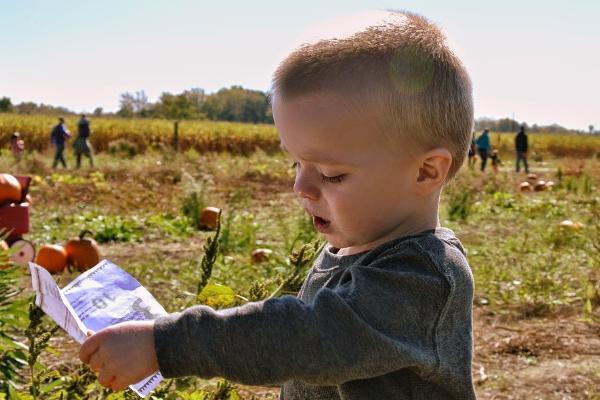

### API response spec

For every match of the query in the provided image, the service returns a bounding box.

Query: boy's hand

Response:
[79,320,158,391]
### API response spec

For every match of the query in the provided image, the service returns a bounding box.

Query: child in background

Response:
[80,11,477,400]
[10,132,25,162]
[490,149,501,174]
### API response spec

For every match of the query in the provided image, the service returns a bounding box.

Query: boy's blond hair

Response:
[271,10,473,181]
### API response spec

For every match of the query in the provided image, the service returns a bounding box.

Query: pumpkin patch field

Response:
[0,133,598,399]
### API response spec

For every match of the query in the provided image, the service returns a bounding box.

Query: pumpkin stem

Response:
[79,230,95,240]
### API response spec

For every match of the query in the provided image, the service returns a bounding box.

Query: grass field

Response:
[0,130,598,399]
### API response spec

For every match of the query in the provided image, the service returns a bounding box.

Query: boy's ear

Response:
[414,148,452,195]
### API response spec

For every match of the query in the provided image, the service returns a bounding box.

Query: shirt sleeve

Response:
[153,244,451,386]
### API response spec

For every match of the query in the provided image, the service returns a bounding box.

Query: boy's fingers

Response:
[79,332,102,364]
[111,378,129,392]
[97,369,115,388]
[88,351,103,373]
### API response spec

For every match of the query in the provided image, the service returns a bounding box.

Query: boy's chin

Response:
[322,235,352,253]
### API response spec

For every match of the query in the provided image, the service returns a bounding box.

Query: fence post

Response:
[173,121,179,152]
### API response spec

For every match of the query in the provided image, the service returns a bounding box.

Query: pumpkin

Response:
[0,174,21,205]
[36,244,68,274]
[251,248,273,264]
[200,207,221,230]
[519,182,532,192]
[559,220,584,231]
[533,180,546,191]
[526,173,538,182]
[65,230,100,271]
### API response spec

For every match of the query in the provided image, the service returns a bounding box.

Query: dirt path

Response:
[473,306,599,399]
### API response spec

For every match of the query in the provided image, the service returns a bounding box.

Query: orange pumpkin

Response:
[65,230,100,271]
[519,181,532,192]
[36,244,68,274]
[200,207,221,230]
[0,174,21,205]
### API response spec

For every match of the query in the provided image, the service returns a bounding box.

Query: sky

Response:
[0,0,598,131]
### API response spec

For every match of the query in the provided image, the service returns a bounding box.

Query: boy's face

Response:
[273,92,421,254]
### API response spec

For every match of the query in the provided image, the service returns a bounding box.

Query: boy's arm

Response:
[154,245,455,386]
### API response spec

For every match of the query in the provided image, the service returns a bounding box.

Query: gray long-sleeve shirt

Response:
[154,227,477,399]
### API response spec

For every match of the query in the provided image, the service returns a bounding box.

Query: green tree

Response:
[202,85,272,123]
[154,88,206,120]
[0,97,13,112]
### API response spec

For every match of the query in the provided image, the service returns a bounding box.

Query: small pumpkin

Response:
[251,248,273,264]
[65,230,100,272]
[200,207,221,230]
[36,244,68,274]
[519,181,532,192]
[0,174,22,205]
[559,220,584,231]
[533,180,546,191]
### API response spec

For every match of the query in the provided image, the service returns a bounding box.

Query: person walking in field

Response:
[515,125,529,173]
[51,117,71,168]
[74,115,94,168]
[476,129,491,171]
[79,11,477,400]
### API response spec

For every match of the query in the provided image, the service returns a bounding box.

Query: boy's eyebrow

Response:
[280,143,350,166]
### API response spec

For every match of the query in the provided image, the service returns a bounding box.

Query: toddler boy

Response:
[81,10,476,399]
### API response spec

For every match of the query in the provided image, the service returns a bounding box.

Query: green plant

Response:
[181,171,207,230]
[0,266,29,395]
[196,210,222,297]
[269,239,324,299]
[24,302,60,400]
[107,139,139,158]
[447,191,472,221]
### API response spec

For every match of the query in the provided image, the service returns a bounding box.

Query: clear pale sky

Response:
[1,0,598,130]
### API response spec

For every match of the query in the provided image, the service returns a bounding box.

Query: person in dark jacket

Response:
[74,115,94,168]
[476,129,491,171]
[515,126,529,173]
[51,117,71,168]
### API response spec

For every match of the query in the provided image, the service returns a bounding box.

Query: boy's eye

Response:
[321,173,346,184]
[291,161,345,184]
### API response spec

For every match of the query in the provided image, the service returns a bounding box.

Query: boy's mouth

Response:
[312,215,331,233]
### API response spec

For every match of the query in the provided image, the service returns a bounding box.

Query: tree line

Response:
[0,85,273,124]
[474,117,596,135]
[0,91,596,134]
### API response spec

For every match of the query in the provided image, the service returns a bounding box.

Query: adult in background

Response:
[51,117,71,168]
[515,125,529,173]
[74,115,94,168]
[476,129,491,172]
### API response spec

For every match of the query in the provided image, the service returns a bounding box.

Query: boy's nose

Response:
[293,170,320,200]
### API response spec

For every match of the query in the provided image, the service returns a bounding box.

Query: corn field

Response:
[1,113,599,157]
[0,114,279,155]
